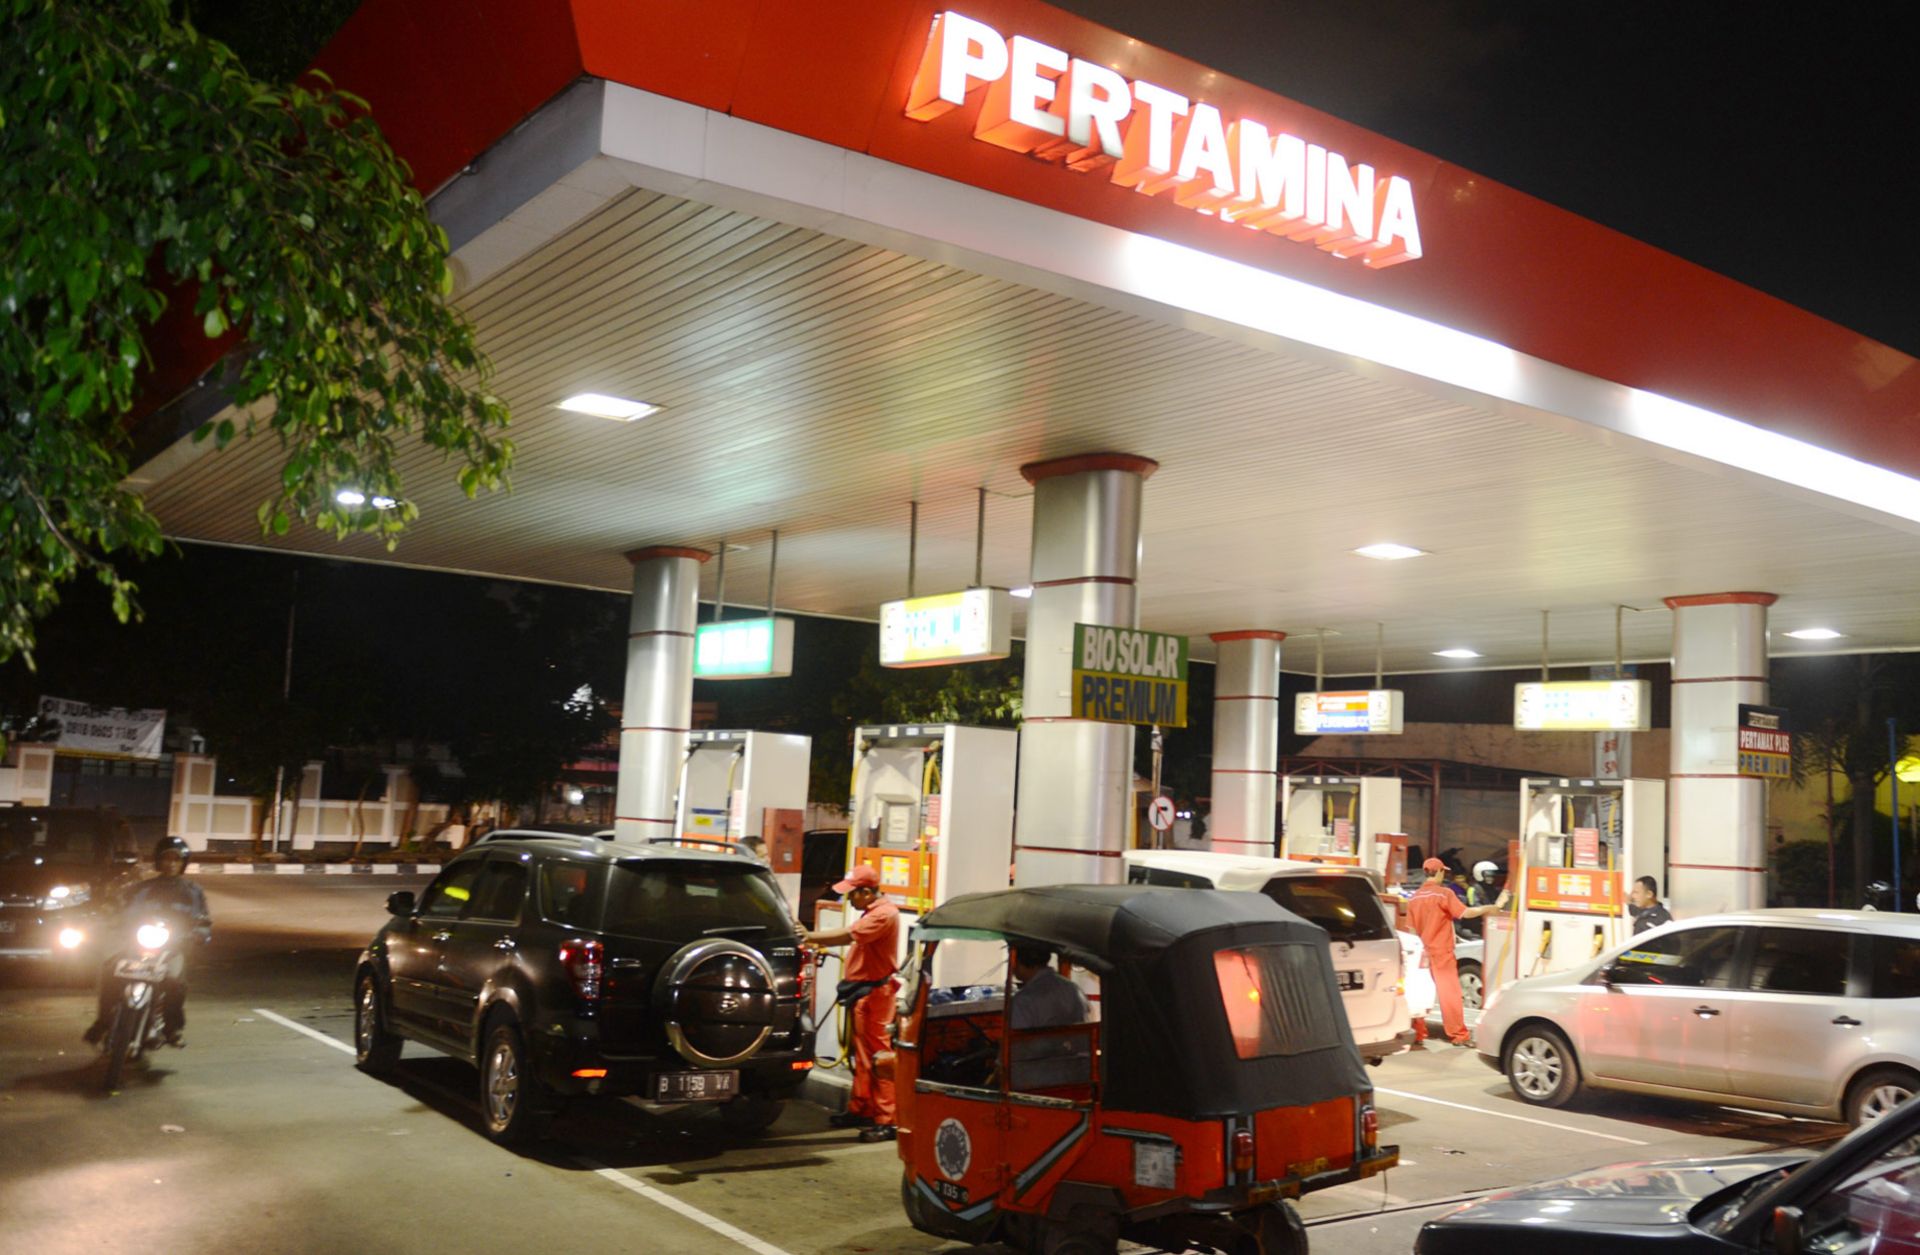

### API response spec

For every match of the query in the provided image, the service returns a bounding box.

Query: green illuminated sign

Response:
[694,617,794,680]
[1071,623,1188,727]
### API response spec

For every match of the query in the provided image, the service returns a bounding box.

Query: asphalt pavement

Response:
[0,876,1850,1255]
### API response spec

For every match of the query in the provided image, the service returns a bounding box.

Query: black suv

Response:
[353,833,811,1144]
[0,806,143,967]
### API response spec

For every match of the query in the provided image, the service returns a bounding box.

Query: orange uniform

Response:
[1407,882,1470,1045]
[845,896,900,1126]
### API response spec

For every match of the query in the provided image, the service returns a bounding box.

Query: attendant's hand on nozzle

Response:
[1496,889,1512,910]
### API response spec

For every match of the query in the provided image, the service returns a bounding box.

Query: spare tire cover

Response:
[655,939,776,1068]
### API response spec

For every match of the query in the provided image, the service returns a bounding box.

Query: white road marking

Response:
[247,1009,796,1254]
[252,1007,353,1055]
[1374,1086,1649,1145]
[580,1159,797,1255]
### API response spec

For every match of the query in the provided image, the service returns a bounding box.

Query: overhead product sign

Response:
[1071,624,1188,727]
[1513,680,1652,732]
[693,618,795,680]
[36,695,166,759]
[905,12,1423,266]
[879,588,1012,668]
[1294,690,1404,735]
[1737,704,1792,779]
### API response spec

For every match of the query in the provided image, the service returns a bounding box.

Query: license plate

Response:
[653,1070,738,1103]
[0,919,14,933]
[1337,969,1364,991]
[114,959,160,980]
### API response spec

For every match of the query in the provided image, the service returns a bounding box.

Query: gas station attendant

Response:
[1408,856,1509,1046]
[803,863,901,1142]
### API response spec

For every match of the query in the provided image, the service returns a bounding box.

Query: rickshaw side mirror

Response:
[1771,1205,1802,1255]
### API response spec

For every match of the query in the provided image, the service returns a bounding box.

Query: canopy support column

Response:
[1208,631,1284,855]
[615,545,709,843]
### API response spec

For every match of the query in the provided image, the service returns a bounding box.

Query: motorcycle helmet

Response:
[152,835,192,869]
[1472,860,1498,883]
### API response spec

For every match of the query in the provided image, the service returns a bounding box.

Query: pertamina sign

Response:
[1737,704,1792,780]
[906,11,1423,267]
[1072,624,1187,727]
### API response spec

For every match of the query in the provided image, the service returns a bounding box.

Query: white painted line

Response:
[1374,1086,1649,1145]
[579,1159,796,1255]
[274,864,308,875]
[253,1007,354,1055]
[373,865,398,875]
[324,864,355,875]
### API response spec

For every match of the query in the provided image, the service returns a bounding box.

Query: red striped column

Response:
[1666,591,1775,915]
[615,546,709,843]
[1208,631,1284,856]
[1013,453,1157,887]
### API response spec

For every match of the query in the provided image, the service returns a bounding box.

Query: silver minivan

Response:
[1123,849,1411,1064]
[1476,908,1920,1126]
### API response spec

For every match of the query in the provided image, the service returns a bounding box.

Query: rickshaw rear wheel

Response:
[1236,1201,1307,1255]
[1039,1225,1116,1255]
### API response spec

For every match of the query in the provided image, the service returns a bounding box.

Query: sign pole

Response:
[1149,724,1164,847]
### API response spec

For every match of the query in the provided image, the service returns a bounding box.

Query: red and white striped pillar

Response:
[1665,591,1775,915]
[1208,631,1284,855]
[614,545,709,843]
[1013,453,1157,887]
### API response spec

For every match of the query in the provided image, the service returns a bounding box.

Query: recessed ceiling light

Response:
[370,495,397,510]
[558,392,660,422]
[1354,543,1427,561]
[334,488,366,506]
[1009,586,1034,599]
[1785,627,1845,640]
[1433,648,1481,659]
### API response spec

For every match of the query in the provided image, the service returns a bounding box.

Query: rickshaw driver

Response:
[804,863,901,1142]
[1008,944,1090,1090]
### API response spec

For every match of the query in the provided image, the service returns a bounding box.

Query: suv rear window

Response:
[544,860,795,940]
[1263,875,1393,943]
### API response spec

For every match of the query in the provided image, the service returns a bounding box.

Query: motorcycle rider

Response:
[1461,860,1501,938]
[83,837,212,1048]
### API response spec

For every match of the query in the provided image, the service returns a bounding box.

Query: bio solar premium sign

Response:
[1071,624,1187,727]
[1513,680,1652,732]
[694,618,795,680]
[879,588,1012,668]
[906,11,1423,267]
[1295,690,1404,735]
[1737,704,1792,779]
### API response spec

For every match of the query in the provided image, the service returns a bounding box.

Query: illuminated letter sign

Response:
[1071,624,1188,727]
[1736,704,1792,779]
[879,588,1013,667]
[1295,690,1404,736]
[1513,681,1652,732]
[905,11,1422,266]
[694,618,795,680]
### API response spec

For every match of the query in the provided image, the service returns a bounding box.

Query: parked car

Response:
[0,806,143,968]
[1123,849,1414,1064]
[1476,909,1920,1127]
[353,831,812,1145]
[1417,1083,1920,1252]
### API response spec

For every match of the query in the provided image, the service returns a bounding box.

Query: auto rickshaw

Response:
[893,884,1397,1255]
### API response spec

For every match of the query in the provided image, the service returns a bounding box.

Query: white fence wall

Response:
[168,755,449,852]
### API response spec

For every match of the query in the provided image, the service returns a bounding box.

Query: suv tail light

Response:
[796,942,816,1002]
[1231,1128,1254,1175]
[558,939,604,1002]
[1360,1103,1379,1149]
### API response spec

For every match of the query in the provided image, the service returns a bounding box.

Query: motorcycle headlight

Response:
[58,927,86,950]
[135,923,171,950]
[43,883,91,909]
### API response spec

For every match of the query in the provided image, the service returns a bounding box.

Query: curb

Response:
[189,863,442,875]
[801,1064,851,1113]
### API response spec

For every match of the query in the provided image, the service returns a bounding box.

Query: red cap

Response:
[833,864,881,894]
[1422,857,1449,875]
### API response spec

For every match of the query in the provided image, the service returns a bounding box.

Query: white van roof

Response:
[1122,848,1385,893]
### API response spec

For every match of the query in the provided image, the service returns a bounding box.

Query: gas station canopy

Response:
[131,0,1920,674]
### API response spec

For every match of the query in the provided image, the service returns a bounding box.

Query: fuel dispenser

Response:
[811,723,1016,1059]
[673,729,812,904]
[1280,774,1403,877]
[1497,777,1666,992]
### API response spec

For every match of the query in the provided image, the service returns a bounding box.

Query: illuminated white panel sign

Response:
[1514,680,1652,732]
[879,587,1013,668]
[905,11,1422,267]
[1294,690,1404,735]
[693,617,795,680]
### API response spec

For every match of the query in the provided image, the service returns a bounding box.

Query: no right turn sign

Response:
[1148,796,1175,832]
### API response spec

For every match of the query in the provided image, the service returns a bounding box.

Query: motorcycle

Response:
[97,916,187,1090]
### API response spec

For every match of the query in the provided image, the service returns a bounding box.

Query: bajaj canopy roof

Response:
[918,885,1372,1117]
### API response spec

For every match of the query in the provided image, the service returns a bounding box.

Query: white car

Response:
[1124,849,1413,1063]
[1475,908,1920,1126]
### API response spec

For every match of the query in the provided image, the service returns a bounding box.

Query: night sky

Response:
[1052,1,1918,357]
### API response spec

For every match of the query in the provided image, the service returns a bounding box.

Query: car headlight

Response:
[42,884,91,909]
[58,927,86,950]
[135,923,171,950]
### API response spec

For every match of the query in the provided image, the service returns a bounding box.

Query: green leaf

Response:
[203,306,228,337]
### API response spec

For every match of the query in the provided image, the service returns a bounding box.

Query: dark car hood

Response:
[0,861,96,897]
[1425,1153,1812,1237]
